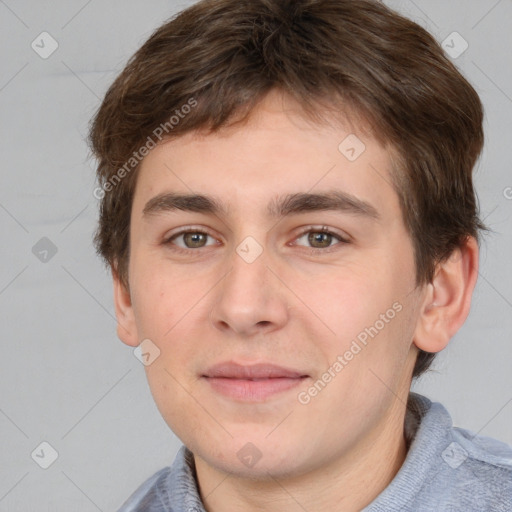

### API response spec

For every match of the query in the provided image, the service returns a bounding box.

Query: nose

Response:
[209,246,290,337]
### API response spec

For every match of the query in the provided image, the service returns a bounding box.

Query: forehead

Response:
[132,91,400,222]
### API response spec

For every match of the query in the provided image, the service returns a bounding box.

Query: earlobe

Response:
[413,237,479,354]
[112,267,140,347]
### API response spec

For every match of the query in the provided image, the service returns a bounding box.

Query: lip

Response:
[203,361,308,379]
[202,361,309,402]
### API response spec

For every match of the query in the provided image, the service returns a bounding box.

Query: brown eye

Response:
[308,232,334,248]
[166,230,217,250]
[294,228,346,250]
[182,232,208,248]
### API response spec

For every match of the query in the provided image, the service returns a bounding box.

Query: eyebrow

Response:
[142,191,380,220]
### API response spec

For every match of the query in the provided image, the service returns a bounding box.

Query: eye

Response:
[293,227,349,250]
[165,229,218,250]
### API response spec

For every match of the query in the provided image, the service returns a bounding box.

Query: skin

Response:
[113,89,479,512]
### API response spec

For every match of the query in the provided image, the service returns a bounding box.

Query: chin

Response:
[193,434,316,480]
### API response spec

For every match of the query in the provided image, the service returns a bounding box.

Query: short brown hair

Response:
[88,0,487,378]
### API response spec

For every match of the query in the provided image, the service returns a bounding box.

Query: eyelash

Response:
[163,226,349,255]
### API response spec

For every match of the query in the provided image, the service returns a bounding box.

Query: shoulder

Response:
[116,445,204,512]
[117,466,172,512]
[421,397,512,511]
[452,423,512,467]
[373,394,512,512]
[446,426,512,497]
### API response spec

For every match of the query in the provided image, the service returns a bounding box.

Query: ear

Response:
[413,236,479,353]
[112,266,139,347]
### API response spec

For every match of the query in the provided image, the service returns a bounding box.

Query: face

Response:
[119,90,426,479]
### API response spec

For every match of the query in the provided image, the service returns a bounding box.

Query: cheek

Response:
[130,266,208,384]
[130,257,199,339]
[144,360,204,442]
[303,260,416,378]
[300,268,394,344]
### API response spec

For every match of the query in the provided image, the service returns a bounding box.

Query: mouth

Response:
[201,362,309,402]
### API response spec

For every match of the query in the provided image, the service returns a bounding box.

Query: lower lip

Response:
[203,376,307,401]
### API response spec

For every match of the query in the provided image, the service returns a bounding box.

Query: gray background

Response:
[0,0,510,510]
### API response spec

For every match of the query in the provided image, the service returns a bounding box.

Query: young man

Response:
[89,0,512,510]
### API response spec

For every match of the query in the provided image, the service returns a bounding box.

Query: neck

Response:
[194,399,409,512]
